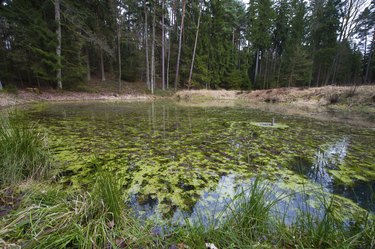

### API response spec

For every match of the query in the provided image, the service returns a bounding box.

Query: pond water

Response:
[8,101,375,221]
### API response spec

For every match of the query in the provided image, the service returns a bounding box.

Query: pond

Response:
[8,100,375,222]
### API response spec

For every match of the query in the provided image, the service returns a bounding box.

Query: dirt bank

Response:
[175,85,375,111]
[0,89,153,108]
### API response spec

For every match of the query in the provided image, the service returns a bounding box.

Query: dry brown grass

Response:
[241,85,375,107]
[175,90,238,100]
[174,85,375,109]
[0,79,153,108]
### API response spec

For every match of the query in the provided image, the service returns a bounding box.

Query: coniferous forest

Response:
[0,0,374,91]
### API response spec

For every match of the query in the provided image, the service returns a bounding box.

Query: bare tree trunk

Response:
[161,0,165,90]
[166,36,171,89]
[151,4,156,94]
[188,2,202,89]
[365,34,374,83]
[174,0,186,90]
[55,0,62,89]
[254,49,259,87]
[100,49,106,81]
[276,57,282,88]
[114,3,122,93]
[86,48,91,81]
[144,2,150,89]
[263,52,269,89]
[316,64,321,87]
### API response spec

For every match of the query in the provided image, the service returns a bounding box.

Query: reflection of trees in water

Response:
[309,138,349,190]
[291,137,375,212]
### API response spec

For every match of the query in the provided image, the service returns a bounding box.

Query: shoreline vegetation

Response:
[0,93,374,248]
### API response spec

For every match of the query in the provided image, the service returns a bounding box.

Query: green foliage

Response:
[0,0,371,90]
[3,84,18,95]
[0,116,51,187]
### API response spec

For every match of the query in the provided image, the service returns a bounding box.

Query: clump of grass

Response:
[93,170,124,225]
[280,194,344,248]
[0,171,157,248]
[0,117,51,186]
[170,178,279,248]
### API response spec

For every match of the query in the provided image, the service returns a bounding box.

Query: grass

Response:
[1,177,374,248]
[0,116,51,186]
[0,172,156,249]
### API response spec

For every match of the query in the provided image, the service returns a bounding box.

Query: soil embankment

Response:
[0,88,153,108]
[175,85,375,110]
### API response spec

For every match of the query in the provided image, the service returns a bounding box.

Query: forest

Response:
[0,0,374,92]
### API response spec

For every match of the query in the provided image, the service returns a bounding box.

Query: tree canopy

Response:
[0,0,374,90]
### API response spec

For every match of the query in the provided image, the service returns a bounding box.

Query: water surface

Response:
[10,100,375,219]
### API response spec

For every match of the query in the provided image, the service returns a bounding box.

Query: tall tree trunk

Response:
[55,0,62,89]
[188,2,202,89]
[365,34,374,83]
[276,58,282,88]
[144,2,150,89]
[161,0,165,90]
[263,52,269,89]
[114,3,122,93]
[174,0,186,90]
[316,64,321,87]
[167,36,171,89]
[254,49,259,87]
[100,49,106,81]
[151,4,156,94]
[86,48,91,81]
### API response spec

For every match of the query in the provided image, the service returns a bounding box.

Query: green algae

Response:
[12,100,375,215]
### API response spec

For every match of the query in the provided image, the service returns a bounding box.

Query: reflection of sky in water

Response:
[130,174,243,225]
[308,137,349,190]
[288,137,374,212]
[172,174,241,227]
[130,174,337,227]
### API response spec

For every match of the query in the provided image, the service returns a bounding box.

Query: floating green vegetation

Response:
[13,101,375,216]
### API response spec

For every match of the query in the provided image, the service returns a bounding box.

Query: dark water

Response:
[7,100,375,220]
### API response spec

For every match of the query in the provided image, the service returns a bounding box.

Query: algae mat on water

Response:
[16,101,375,217]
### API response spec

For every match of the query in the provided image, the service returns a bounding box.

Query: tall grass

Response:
[0,116,51,186]
[1,175,374,248]
[0,171,157,249]
[170,179,281,248]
